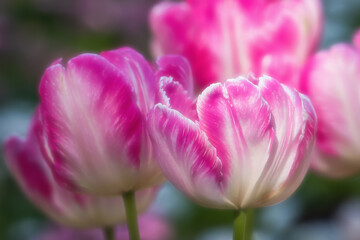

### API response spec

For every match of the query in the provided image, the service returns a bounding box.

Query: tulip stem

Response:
[123,191,140,240]
[103,226,115,240]
[233,209,254,240]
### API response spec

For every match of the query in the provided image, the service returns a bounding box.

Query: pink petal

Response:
[157,76,197,121]
[39,54,143,195]
[156,55,194,96]
[100,47,156,114]
[3,135,53,204]
[197,78,276,208]
[255,76,316,206]
[148,104,234,208]
[156,55,197,120]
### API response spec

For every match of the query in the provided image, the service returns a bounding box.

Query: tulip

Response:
[3,113,158,229]
[301,42,360,178]
[38,48,193,196]
[150,0,323,92]
[39,49,158,196]
[148,75,316,239]
[36,48,194,240]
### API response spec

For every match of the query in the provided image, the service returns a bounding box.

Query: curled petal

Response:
[156,55,197,120]
[156,55,194,96]
[158,76,197,121]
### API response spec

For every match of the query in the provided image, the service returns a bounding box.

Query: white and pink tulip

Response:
[148,75,317,209]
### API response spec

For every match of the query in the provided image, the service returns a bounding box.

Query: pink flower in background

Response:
[150,0,322,92]
[38,48,194,195]
[3,114,158,228]
[33,214,172,240]
[148,75,316,209]
[301,41,360,178]
[353,30,360,49]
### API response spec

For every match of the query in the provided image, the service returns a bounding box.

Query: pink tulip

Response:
[148,75,316,209]
[3,113,158,228]
[150,0,323,92]
[37,48,194,195]
[301,42,360,178]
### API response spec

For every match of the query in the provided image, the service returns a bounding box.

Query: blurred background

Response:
[0,0,360,239]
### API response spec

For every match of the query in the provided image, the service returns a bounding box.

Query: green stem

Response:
[122,191,140,240]
[103,226,115,240]
[233,209,254,240]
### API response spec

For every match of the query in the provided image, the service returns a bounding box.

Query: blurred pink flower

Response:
[3,113,158,228]
[33,214,172,240]
[150,0,323,92]
[37,48,194,195]
[353,29,360,49]
[301,39,360,178]
[148,75,316,209]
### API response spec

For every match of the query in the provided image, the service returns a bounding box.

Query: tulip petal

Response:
[255,76,315,206]
[4,136,53,204]
[101,47,156,114]
[158,76,197,121]
[39,54,143,194]
[197,78,276,208]
[148,104,234,208]
[156,55,197,120]
[156,55,194,96]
